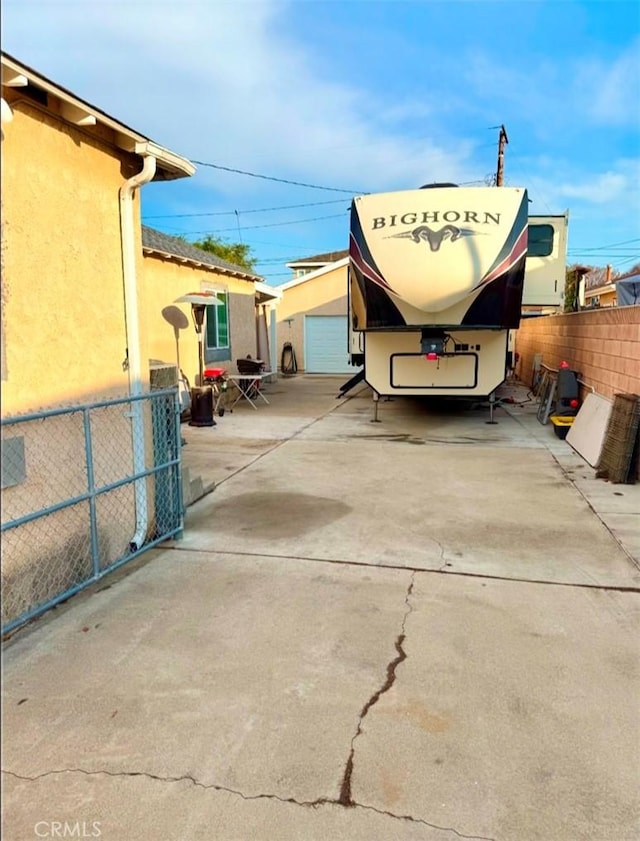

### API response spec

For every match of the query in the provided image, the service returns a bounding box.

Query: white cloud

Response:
[515,158,640,227]
[2,0,477,197]
[556,171,628,204]
[577,38,640,126]
[3,0,638,269]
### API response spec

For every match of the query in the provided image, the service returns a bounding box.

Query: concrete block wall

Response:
[514,306,640,399]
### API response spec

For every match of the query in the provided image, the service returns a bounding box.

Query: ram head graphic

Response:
[389,224,475,252]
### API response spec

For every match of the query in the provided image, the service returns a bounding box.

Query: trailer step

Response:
[337,368,365,398]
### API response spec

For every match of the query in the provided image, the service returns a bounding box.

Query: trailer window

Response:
[528,224,554,257]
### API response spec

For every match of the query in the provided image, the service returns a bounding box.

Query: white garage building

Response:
[275,250,352,374]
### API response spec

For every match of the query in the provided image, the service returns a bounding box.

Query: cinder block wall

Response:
[515,306,640,399]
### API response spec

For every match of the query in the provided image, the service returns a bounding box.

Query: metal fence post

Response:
[83,408,101,579]
[174,390,185,540]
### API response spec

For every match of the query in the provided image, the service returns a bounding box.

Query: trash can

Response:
[188,386,215,427]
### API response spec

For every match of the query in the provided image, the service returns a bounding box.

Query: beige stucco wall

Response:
[141,255,257,382]
[0,93,147,416]
[276,264,348,370]
[515,306,640,400]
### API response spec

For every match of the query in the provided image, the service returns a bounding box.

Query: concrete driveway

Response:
[3,376,639,841]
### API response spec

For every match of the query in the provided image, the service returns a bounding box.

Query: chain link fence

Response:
[1,389,183,634]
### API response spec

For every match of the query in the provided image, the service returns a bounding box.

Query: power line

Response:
[567,238,640,252]
[611,255,640,268]
[569,254,639,260]
[143,198,349,220]
[254,257,302,264]
[192,160,366,194]
[176,211,348,236]
[190,159,490,195]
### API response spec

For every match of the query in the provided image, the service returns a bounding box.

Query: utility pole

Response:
[496,124,508,186]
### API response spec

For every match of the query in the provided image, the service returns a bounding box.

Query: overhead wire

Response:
[191,159,366,194]
[143,198,350,219]
[148,155,638,274]
[174,211,348,236]
[567,237,640,252]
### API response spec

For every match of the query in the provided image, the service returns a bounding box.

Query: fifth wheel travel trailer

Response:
[347,184,568,407]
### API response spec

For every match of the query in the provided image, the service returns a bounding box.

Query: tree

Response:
[192,235,257,272]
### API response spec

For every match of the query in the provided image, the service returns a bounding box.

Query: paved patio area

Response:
[3,376,639,841]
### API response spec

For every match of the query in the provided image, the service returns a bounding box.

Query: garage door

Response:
[305,316,352,373]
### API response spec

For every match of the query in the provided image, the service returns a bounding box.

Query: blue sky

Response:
[4,0,639,284]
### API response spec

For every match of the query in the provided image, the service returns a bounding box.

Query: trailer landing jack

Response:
[371,391,382,423]
[486,391,498,424]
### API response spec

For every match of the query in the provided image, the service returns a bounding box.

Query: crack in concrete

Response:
[2,768,495,840]
[173,546,640,594]
[503,405,640,574]
[2,767,332,808]
[549,452,640,574]
[338,572,416,808]
[355,800,497,840]
[433,537,450,572]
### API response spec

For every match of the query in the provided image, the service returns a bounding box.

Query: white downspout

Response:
[120,154,156,551]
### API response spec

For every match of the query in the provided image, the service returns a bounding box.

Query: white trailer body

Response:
[349,185,529,397]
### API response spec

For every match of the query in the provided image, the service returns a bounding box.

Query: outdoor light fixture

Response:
[175,292,223,427]
[175,292,223,386]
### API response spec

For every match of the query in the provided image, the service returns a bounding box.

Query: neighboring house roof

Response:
[287,249,349,268]
[276,256,349,292]
[142,227,262,282]
[1,52,194,181]
[616,269,640,283]
[585,272,640,299]
[584,283,617,299]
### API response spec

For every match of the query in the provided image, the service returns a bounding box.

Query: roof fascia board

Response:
[134,141,195,179]
[142,245,259,282]
[277,256,349,291]
[254,280,282,300]
[584,284,617,297]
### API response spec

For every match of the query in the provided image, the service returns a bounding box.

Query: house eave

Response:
[277,257,349,292]
[1,52,194,181]
[142,246,260,281]
[584,284,617,299]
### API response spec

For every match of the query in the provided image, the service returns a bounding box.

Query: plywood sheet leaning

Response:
[566,392,613,467]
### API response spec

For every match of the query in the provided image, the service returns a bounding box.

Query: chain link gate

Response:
[1,389,183,635]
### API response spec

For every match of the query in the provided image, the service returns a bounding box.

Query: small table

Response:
[227,374,270,410]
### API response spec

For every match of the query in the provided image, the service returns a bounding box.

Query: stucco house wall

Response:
[583,285,617,308]
[141,251,259,383]
[1,54,195,417]
[276,261,348,370]
[0,53,196,629]
[141,228,258,384]
[1,91,140,415]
